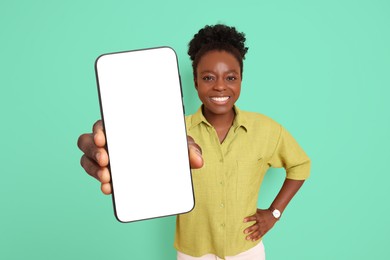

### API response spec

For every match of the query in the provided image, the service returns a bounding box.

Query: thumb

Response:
[189,145,203,169]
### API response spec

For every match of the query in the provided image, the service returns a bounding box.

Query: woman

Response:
[78,24,310,260]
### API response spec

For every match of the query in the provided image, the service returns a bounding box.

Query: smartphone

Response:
[95,47,194,223]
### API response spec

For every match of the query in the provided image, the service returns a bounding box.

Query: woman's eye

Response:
[227,76,237,81]
[202,76,213,81]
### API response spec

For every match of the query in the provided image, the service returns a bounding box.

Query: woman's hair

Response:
[188,24,249,78]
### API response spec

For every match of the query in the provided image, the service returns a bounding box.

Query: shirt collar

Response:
[190,105,248,132]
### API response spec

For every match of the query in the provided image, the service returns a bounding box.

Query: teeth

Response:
[211,96,229,102]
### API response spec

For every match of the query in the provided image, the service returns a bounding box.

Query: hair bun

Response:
[188,24,248,61]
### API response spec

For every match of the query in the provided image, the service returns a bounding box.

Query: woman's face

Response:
[195,50,241,119]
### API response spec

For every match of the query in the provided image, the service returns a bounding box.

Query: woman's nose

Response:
[213,78,226,91]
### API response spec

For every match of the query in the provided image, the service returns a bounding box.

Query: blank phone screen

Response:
[95,47,194,223]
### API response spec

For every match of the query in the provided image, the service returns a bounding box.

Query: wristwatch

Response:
[269,206,281,220]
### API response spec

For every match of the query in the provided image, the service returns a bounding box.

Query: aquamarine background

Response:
[1,0,389,259]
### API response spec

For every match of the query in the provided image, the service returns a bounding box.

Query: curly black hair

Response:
[188,24,249,78]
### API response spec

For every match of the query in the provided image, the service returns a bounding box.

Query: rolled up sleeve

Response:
[268,125,311,180]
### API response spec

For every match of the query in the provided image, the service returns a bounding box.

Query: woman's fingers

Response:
[78,133,109,167]
[92,120,106,147]
[80,154,100,181]
[187,136,204,169]
[101,182,112,195]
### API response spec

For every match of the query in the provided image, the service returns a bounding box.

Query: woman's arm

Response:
[243,178,305,241]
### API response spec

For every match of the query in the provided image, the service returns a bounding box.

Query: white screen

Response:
[95,47,194,222]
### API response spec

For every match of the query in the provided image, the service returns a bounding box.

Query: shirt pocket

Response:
[236,158,264,201]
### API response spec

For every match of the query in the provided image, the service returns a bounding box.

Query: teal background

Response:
[1,0,389,259]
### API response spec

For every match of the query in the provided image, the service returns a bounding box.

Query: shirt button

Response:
[221,223,225,227]
[220,203,224,208]
[219,159,223,162]
[219,181,224,185]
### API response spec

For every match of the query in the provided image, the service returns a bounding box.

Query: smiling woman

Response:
[174,24,311,260]
[77,24,311,260]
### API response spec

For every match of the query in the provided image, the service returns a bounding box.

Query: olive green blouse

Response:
[174,106,311,258]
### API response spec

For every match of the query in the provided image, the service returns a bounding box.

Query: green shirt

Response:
[174,106,311,258]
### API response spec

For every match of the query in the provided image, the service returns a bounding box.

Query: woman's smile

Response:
[209,96,230,104]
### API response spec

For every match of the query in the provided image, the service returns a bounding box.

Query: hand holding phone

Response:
[95,47,195,223]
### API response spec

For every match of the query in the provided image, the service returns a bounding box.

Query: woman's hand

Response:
[243,208,278,241]
[187,135,204,169]
[77,120,204,195]
[78,120,111,194]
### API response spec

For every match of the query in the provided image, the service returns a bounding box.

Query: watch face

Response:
[273,209,281,219]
